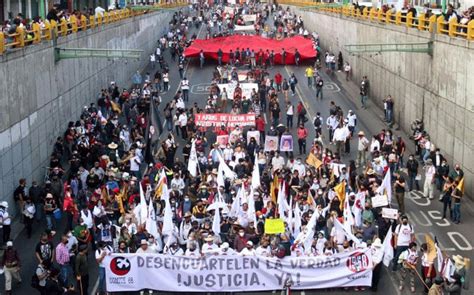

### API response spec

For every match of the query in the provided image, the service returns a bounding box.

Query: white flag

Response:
[212,207,221,235]
[293,202,302,237]
[247,189,257,225]
[229,185,243,218]
[162,185,174,235]
[382,230,394,267]
[187,140,198,177]
[352,192,366,227]
[287,195,293,235]
[435,243,444,273]
[145,201,159,239]
[139,184,148,225]
[251,154,261,189]
[377,168,392,203]
[334,217,360,245]
[217,153,237,180]
[277,182,289,219]
[217,162,225,188]
[343,193,354,232]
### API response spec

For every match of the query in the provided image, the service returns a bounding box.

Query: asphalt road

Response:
[3,8,473,295]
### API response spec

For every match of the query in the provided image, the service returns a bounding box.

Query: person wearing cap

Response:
[357,131,369,168]
[0,199,11,243]
[178,212,193,246]
[240,240,257,256]
[75,244,89,295]
[1,241,21,294]
[219,242,236,255]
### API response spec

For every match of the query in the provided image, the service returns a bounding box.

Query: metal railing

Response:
[0,0,188,55]
[279,0,474,40]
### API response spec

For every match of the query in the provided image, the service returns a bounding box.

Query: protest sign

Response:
[235,25,255,31]
[264,218,285,234]
[306,153,322,169]
[242,14,257,23]
[280,134,293,152]
[105,249,373,292]
[247,130,260,143]
[382,207,399,219]
[194,113,256,128]
[216,135,229,148]
[264,136,279,152]
[217,82,258,100]
[371,194,389,208]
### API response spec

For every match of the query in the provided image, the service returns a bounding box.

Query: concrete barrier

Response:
[288,6,474,197]
[0,9,180,211]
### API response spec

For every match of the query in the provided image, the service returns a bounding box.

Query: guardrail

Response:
[279,0,474,40]
[0,1,188,55]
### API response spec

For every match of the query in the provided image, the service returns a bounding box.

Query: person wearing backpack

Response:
[1,241,21,295]
[35,259,51,295]
[392,215,415,271]
[313,112,323,137]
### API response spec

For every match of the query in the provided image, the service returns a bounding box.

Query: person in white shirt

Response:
[219,242,237,255]
[178,112,188,140]
[292,158,306,177]
[170,174,185,194]
[423,159,436,199]
[346,110,357,136]
[149,54,156,69]
[326,114,338,142]
[399,242,418,293]
[357,131,370,168]
[240,241,256,256]
[184,242,201,257]
[178,212,193,246]
[332,124,349,156]
[255,241,272,257]
[148,236,162,253]
[392,215,415,271]
[164,242,184,256]
[201,236,219,255]
[136,239,154,253]
[180,77,190,102]
[315,231,327,255]
[370,135,380,154]
[271,152,285,173]
[129,150,142,178]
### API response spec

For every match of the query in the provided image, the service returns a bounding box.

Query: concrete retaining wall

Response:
[0,9,178,211]
[292,7,474,197]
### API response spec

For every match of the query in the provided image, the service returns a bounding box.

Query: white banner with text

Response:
[105,249,373,292]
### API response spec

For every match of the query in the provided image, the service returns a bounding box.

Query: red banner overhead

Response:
[184,35,317,65]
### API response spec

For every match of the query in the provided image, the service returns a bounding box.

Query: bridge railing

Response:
[0,0,188,55]
[279,0,474,41]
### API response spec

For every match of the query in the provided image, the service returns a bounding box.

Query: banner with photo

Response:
[216,135,229,148]
[217,82,258,100]
[264,136,279,152]
[105,249,373,292]
[280,134,294,152]
[247,130,260,143]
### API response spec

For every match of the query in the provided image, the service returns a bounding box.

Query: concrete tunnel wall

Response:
[0,9,179,213]
[288,7,474,198]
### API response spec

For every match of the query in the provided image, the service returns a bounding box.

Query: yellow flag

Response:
[425,234,437,263]
[110,100,122,114]
[101,187,109,204]
[307,188,316,209]
[457,177,464,194]
[306,153,322,169]
[264,218,285,234]
[334,180,346,211]
[270,174,279,205]
[117,184,128,215]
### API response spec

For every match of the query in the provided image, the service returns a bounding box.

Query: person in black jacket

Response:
[45,268,65,294]
[406,155,420,191]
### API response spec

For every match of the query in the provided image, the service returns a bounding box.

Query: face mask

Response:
[239,232,245,237]
[184,197,190,201]
[402,221,408,225]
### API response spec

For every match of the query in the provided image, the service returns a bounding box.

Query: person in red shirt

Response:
[274,71,283,92]
[216,124,229,136]
[297,124,308,155]
[255,115,266,143]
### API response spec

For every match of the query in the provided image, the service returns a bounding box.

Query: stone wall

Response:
[292,7,474,197]
[0,9,178,211]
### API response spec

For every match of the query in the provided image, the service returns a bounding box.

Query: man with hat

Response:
[219,242,236,255]
[178,212,193,246]
[136,239,153,254]
[240,240,257,256]
[201,235,219,255]
[357,131,369,168]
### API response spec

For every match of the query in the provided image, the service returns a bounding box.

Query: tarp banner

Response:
[184,35,316,65]
[194,113,256,127]
[217,82,258,100]
[105,249,373,292]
